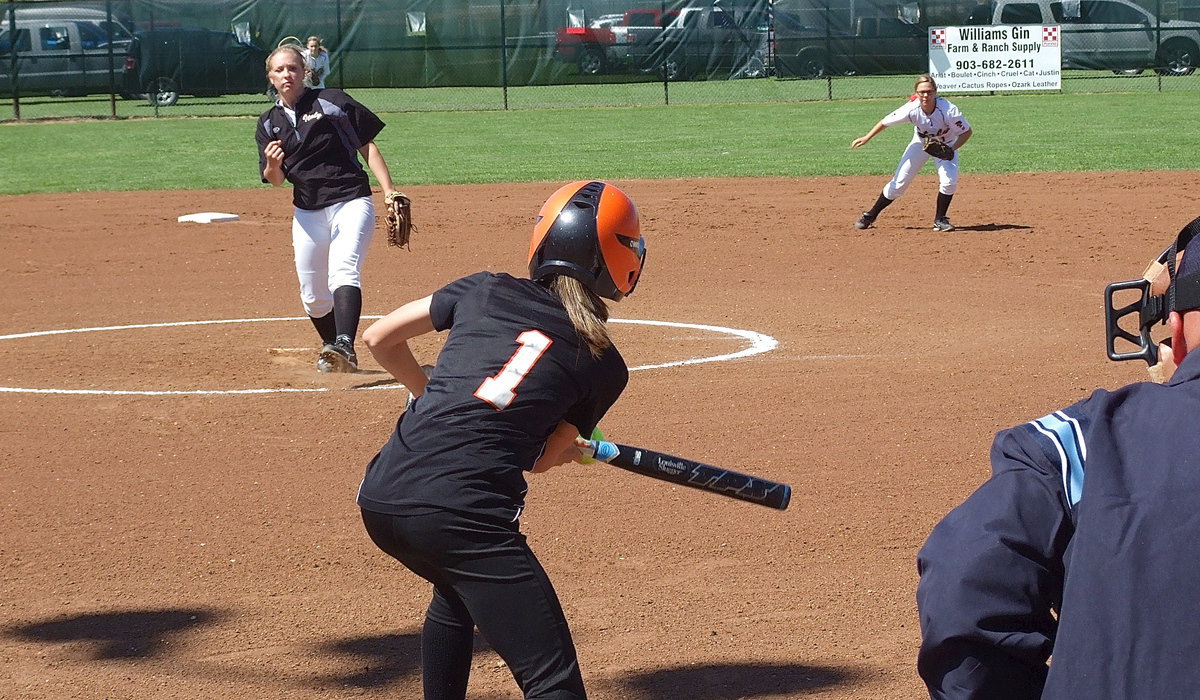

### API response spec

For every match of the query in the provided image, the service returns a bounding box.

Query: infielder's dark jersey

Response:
[357,272,628,523]
[917,350,1200,698]
[255,88,384,210]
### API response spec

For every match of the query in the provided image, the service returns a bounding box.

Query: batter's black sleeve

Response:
[561,359,626,440]
[430,272,491,331]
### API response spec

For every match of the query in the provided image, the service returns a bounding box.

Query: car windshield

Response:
[76,21,121,48]
[668,8,705,29]
[590,14,624,28]
[99,21,133,41]
[771,11,809,31]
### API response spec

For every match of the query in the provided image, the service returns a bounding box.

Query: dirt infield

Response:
[2,172,1196,699]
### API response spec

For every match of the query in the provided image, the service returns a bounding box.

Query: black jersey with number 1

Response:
[357,272,629,523]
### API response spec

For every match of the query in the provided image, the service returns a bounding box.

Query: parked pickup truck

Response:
[554,8,677,75]
[627,3,778,80]
[989,0,1200,75]
[0,6,136,97]
[774,15,927,78]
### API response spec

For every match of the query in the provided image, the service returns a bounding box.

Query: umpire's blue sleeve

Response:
[916,417,1077,699]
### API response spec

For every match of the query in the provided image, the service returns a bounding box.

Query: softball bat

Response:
[583,440,791,510]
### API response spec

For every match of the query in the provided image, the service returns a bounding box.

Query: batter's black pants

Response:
[361,508,586,700]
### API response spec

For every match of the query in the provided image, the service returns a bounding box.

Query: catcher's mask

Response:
[1105,215,1200,365]
[528,181,645,302]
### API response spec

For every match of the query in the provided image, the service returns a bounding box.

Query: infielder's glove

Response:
[384,191,415,250]
[922,136,955,161]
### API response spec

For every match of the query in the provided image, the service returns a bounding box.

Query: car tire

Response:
[147,77,179,107]
[1155,39,1197,76]
[659,57,685,81]
[792,47,829,79]
[577,45,606,75]
[736,55,767,79]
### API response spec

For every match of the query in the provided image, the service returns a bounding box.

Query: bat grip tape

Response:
[585,440,620,463]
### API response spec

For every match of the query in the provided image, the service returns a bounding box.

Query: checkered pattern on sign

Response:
[1042,26,1059,44]
[930,28,946,46]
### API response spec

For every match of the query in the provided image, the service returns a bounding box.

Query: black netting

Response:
[2,0,1197,120]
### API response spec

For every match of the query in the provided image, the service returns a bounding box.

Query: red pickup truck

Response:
[554,8,678,74]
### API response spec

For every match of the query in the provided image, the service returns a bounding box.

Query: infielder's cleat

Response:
[320,336,358,373]
[933,217,955,232]
[316,353,336,373]
[854,211,876,230]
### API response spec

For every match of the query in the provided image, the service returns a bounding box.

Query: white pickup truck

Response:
[989,0,1200,75]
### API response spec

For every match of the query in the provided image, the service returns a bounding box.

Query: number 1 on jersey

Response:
[475,330,552,410]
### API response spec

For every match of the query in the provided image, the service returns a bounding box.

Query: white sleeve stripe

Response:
[1031,413,1087,508]
[1030,421,1071,499]
[1053,410,1087,460]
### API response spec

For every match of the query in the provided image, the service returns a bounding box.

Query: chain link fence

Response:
[3,0,1198,121]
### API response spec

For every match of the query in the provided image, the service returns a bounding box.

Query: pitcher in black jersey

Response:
[257,44,400,374]
[358,181,646,700]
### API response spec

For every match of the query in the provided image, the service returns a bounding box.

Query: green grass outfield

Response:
[1,90,1195,194]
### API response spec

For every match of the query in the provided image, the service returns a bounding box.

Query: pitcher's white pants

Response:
[882,140,959,200]
[292,196,374,317]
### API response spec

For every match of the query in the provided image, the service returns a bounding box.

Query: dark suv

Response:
[122,27,269,106]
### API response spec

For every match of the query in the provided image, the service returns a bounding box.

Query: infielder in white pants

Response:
[257,44,399,373]
[850,74,973,232]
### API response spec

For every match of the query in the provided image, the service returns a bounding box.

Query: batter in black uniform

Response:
[257,44,399,373]
[358,181,647,699]
[917,218,1200,698]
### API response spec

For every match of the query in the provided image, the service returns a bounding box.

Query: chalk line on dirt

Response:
[0,316,778,396]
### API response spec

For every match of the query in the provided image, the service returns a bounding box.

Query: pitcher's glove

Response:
[384,191,415,250]
[922,137,955,161]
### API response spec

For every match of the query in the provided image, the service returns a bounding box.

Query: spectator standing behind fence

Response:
[849,74,972,232]
[916,220,1200,698]
[256,44,398,373]
[303,36,330,88]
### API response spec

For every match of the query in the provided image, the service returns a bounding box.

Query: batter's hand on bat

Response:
[532,422,587,473]
[579,439,619,463]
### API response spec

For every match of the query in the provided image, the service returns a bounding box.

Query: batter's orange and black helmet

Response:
[528,181,645,301]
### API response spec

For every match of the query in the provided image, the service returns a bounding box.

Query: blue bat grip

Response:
[589,440,620,463]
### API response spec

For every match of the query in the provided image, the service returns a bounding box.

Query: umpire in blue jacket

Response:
[916,218,1200,698]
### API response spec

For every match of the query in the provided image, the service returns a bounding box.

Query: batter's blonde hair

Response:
[549,276,611,358]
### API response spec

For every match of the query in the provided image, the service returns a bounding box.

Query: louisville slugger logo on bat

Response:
[584,440,791,510]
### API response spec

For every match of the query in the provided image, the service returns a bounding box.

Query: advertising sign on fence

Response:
[927,25,1062,92]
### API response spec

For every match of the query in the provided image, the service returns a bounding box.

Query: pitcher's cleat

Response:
[319,335,358,373]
